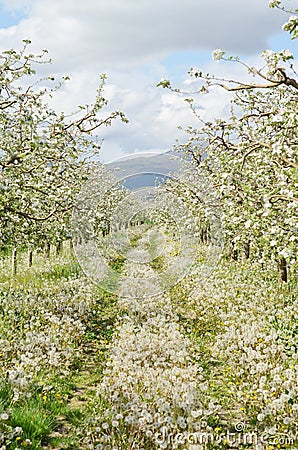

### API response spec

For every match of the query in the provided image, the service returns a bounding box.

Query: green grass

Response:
[0,380,69,449]
[129,234,142,247]
[149,255,165,270]
[41,261,81,281]
[0,248,81,286]
[109,254,126,273]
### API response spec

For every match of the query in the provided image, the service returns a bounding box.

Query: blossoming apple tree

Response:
[158,1,297,281]
[0,40,127,257]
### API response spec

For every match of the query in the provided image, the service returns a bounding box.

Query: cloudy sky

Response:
[0,0,296,162]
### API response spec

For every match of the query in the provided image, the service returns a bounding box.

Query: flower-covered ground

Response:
[78,230,298,449]
[0,232,297,449]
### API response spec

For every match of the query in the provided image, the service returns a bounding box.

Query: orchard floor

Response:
[0,228,297,449]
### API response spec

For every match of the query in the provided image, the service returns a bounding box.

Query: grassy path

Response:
[72,230,219,449]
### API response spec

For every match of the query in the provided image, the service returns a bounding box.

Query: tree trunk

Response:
[200,226,210,244]
[44,242,51,259]
[243,241,250,260]
[28,248,33,268]
[232,248,238,261]
[11,247,17,277]
[56,241,63,256]
[278,256,287,282]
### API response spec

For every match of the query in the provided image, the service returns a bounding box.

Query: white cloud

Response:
[0,0,287,70]
[0,0,292,162]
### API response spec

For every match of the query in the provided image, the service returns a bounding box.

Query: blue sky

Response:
[0,3,25,27]
[0,0,297,162]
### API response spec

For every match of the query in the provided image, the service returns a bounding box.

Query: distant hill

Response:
[107,150,183,190]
